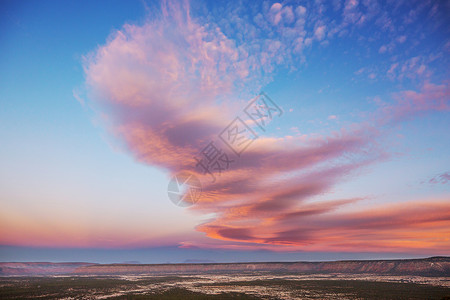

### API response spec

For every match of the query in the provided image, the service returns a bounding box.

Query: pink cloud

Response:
[82,1,450,253]
[295,5,306,17]
[428,172,450,185]
[381,81,450,122]
[198,199,450,253]
[343,0,362,24]
[314,25,326,41]
[84,2,387,250]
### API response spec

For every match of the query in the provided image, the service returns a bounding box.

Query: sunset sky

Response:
[1,0,449,263]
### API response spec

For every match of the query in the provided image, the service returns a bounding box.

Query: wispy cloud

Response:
[428,172,450,185]
[199,199,450,253]
[379,81,450,123]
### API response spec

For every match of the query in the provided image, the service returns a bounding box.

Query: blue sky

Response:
[0,0,449,262]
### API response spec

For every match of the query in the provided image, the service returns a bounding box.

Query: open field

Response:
[1,258,449,299]
[1,273,449,299]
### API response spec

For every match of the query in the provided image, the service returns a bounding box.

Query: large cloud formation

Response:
[84,1,450,253]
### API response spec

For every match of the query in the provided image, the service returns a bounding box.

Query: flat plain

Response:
[1,257,449,299]
[1,273,449,299]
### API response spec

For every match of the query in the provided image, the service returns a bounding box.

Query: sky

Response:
[0,0,449,263]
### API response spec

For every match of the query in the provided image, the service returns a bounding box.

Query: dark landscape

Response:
[1,257,449,299]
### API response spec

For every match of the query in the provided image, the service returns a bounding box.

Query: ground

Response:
[1,273,449,299]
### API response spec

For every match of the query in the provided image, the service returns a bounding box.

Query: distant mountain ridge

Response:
[0,262,95,275]
[1,257,449,277]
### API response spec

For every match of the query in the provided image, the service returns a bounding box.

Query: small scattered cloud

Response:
[378,45,387,53]
[343,0,362,24]
[295,5,306,16]
[379,81,450,123]
[314,25,326,41]
[385,56,433,81]
[428,172,450,185]
[354,67,365,75]
[397,35,407,43]
[73,88,85,107]
[387,62,399,79]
